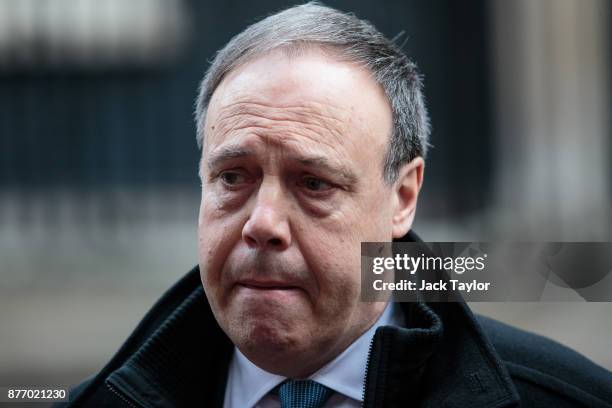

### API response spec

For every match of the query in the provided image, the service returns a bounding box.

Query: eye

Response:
[219,171,247,186]
[301,176,333,192]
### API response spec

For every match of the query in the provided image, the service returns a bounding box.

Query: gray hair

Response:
[194,2,431,183]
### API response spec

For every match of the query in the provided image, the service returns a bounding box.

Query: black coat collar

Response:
[74,231,520,407]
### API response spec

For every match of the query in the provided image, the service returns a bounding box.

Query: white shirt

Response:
[223,302,404,408]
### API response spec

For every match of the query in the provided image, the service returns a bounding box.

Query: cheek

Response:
[198,198,244,298]
[303,229,362,309]
[298,200,386,314]
[325,190,389,243]
[359,186,394,239]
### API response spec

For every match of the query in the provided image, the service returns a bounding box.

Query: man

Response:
[65,3,612,407]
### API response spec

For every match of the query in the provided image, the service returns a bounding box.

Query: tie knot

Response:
[276,379,333,408]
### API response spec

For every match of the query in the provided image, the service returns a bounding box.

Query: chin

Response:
[237,320,337,378]
[238,311,298,349]
[236,319,305,369]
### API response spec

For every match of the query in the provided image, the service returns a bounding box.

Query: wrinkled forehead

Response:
[211,98,350,147]
[202,48,392,155]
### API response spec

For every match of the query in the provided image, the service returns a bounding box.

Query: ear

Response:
[391,157,424,239]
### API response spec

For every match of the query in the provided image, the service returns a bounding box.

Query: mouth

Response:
[237,280,301,291]
[233,279,310,306]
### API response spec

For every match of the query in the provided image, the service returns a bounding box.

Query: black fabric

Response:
[58,230,612,407]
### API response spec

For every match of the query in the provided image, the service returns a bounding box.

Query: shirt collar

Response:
[224,347,285,408]
[225,301,403,407]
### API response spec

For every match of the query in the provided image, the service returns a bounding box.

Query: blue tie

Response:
[277,379,333,408]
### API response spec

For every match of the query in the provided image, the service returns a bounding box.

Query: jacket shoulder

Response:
[476,314,612,407]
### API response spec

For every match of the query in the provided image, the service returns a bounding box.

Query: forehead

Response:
[203,47,392,159]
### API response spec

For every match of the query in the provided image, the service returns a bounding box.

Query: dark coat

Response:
[59,231,612,407]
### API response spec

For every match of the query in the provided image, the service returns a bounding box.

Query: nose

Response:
[242,179,291,251]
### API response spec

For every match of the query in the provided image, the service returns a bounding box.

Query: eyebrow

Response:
[206,145,254,170]
[206,145,358,184]
[290,155,357,184]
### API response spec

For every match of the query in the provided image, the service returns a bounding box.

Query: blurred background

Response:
[1,0,611,395]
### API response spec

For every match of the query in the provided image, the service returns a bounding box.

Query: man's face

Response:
[198,48,402,377]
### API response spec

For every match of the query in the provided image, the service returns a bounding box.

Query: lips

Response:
[237,279,301,290]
